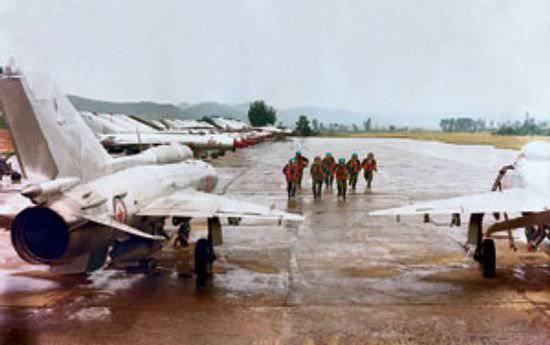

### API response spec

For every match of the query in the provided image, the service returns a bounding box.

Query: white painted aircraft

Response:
[370,141,550,278]
[97,131,236,158]
[81,112,236,158]
[0,68,302,285]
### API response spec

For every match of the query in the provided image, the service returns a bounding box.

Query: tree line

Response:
[496,115,550,136]
[440,115,550,136]
[198,99,550,138]
[439,118,487,132]
[244,101,388,137]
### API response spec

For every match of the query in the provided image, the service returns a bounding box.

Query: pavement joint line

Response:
[220,167,252,195]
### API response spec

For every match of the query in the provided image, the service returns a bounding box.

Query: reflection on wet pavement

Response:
[0,138,548,344]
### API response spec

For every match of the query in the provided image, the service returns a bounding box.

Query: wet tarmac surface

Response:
[0,138,549,344]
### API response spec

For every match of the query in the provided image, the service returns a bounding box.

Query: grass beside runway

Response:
[319,131,550,150]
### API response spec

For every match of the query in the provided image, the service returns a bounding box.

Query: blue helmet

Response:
[326,152,332,156]
[288,158,293,163]
[296,151,302,155]
[352,152,358,157]
[339,158,345,163]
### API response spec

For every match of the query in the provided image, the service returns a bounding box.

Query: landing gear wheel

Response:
[194,238,215,287]
[481,239,496,278]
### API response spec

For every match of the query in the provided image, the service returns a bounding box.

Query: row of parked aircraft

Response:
[80,110,291,159]
[0,66,301,286]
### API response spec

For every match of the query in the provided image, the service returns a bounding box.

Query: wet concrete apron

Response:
[0,138,548,344]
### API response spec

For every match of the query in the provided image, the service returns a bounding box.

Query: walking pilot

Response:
[335,158,348,200]
[283,158,299,199]
[322,152,335,190]
[362,152,378,189]
[310,156,325,199]
[347,152,361,191]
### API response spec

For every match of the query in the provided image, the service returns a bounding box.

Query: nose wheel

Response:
[469,215,496,278]
[194,238,216,287]
[480,239,496,278]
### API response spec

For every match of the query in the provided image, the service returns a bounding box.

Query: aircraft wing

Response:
[136,189,304,222]
[82,214,166,241]
[369,188,549,216]
[0,194,31,219]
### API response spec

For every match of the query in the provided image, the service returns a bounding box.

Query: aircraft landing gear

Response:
[468,213,496,278]
[194,238,215,287]
[480,239,496,278]
[194,217,221,287]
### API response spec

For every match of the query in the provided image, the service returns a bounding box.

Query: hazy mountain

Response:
[176,102,369,126]
[68,95,189,120]
[277,106,365,126]
[178,102,246,120]
[177,102,191,110]
[68,94,377,126]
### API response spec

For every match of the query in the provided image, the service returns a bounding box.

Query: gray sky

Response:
[1,0,549,124]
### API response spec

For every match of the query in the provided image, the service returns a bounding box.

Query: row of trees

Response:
[310,118,380,133]
[245,102,384,137]
[439,117,487,132]
[496,116,550,135]
[296,115,403,136]
[241,102,550,137]
[440,114,550,136]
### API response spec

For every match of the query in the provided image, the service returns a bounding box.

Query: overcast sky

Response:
[1,0,549,123]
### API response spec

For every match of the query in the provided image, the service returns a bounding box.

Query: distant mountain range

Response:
[68,94,369,126]
[69,95,186,120]
[178,102,245,120]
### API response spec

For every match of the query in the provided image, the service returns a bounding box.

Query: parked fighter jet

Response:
[370,141,550,278]
[81,112,235,158]
[97,131,235,158]
[0,68,302,285]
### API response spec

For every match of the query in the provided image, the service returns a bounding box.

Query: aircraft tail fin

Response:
[0,68,111,181]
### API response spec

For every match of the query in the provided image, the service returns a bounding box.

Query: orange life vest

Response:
[283,164,299,182]
[322,157,335,176]
[347,159,360,174]
[310,163,324,181]
[362,159,376,171]
[335,163,348,180]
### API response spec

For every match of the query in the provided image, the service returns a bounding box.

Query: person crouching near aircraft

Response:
[347,152,361,191]
[283,158,299,199]
[310,156,325,199]
[362,152,378,189]
[294,151,309,190]
[322,152,335,191]
[335,158,348,200]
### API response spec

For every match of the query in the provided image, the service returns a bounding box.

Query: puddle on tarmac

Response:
[68,307,112,322]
